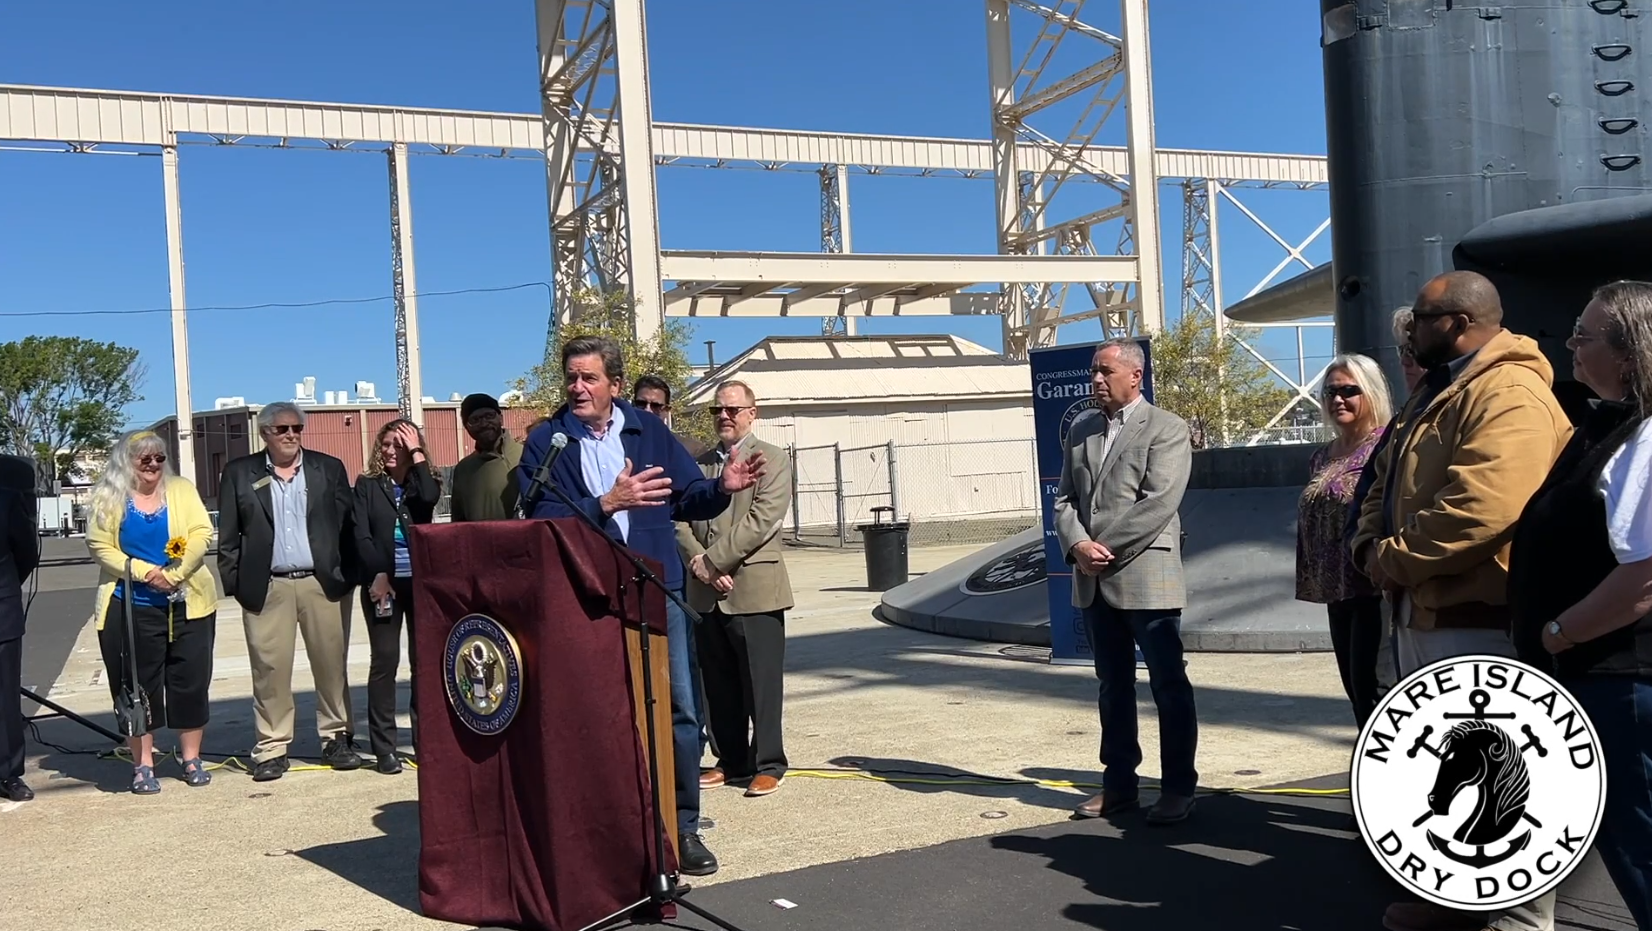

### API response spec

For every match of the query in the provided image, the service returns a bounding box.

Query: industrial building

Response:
[148,377,543,510]
[685,334,1037,533]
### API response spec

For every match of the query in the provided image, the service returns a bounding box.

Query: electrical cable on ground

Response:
[21,731,1344,798]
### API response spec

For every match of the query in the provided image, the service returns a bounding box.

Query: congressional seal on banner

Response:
[1350,655,1606,913]
[443,613,525,736]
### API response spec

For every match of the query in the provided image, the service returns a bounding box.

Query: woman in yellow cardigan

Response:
[87,430,219,794]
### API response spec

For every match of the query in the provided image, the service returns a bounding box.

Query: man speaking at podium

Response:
[517,335,766,878]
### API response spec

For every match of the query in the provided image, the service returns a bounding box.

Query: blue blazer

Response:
[517,398,730,592]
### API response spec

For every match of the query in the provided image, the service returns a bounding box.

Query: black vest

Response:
[1509,399,1652,678]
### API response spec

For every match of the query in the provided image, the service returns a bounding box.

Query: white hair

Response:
[88,430,174,531]
[1320,353,1394,435]
[257,401,307,431]
[1391,305,1414,344]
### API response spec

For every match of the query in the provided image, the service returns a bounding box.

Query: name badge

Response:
[252,476,272,490]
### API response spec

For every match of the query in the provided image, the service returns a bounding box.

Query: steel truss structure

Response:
[0,1,1332,479]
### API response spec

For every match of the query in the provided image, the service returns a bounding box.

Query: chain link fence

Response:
[783,438,1042,549]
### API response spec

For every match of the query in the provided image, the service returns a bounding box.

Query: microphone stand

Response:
[530,470,748,931]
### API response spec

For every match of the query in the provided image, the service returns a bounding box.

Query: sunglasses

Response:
[137,454,167,466]
[709,406,751,417]
[1324,384,1364,400]
[268,424,304,435]
[633,399,668,412]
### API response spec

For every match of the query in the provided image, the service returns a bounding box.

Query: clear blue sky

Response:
[0,1,1333,428]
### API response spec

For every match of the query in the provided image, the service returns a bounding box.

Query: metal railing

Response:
[782,431,1330,549]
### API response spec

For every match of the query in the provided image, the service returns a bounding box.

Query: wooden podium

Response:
[407,517,679,931]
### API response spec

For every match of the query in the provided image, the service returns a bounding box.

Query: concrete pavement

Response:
[4,540,1360,931]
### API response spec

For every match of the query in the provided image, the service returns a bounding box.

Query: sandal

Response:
[180,758,211,787]
[131,765,161,795]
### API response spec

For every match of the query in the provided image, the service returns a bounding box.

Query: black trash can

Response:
[857,506,910,591]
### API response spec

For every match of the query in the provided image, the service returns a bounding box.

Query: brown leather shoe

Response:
[699,768,726,789]
[744,774,783,797]
[1381,901,1487,931]
[1074,790,1138,819]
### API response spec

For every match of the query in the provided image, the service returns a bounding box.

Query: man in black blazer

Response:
[217,401,362,780]
[0,484,39,802]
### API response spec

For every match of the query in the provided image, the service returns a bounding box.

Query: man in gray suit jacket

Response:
[1054,337,1198,825]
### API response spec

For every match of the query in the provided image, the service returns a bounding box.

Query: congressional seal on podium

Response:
[443,613,525,735]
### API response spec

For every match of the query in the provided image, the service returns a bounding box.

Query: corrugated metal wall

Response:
[157,404,544,508]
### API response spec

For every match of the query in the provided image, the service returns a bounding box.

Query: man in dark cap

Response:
[450,393,523,523]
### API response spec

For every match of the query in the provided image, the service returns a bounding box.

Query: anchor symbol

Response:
[1406,689,1545,869]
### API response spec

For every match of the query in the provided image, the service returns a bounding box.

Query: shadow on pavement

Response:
[671,789,1633,931]
[293,800,423,913]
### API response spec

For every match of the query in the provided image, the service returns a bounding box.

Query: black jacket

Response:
[0,488,37,642]
[1510,399,1652,679]
[352,462,440,584]
[216,448,358,613]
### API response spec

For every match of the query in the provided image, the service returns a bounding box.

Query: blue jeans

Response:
[1566,676,1652,931]
[666,591,703,836]
[1083,599,1199,798]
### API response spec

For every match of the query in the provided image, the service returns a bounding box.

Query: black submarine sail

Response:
[1235,1,1652,390]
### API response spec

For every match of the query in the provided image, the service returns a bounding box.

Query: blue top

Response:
[112,499,172,608]
[392,484,412,578]
[518,397,731,592]
[574,403,632,543]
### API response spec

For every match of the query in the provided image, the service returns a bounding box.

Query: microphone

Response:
[517,431,570,518]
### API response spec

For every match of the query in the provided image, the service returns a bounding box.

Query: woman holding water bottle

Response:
[352,418,440,774]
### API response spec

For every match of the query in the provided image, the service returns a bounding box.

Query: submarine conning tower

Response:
[1318,0,1652,389]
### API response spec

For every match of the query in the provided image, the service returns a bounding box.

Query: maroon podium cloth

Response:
[409,517,677,931]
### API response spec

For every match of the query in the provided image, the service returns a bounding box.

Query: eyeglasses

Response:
[633,400,668,412]
[1571,317,1601,343]
[268,424,304,435]
[709,406,752,417]
[137,454,167,466]
[1323,384,1364,400]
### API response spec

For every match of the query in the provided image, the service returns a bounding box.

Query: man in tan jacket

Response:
[678,381,795,798]
[1350,271,1572,931]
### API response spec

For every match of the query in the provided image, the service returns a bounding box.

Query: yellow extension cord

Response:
[99,747,1346,799]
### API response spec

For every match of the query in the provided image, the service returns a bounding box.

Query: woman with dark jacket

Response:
[1508,280,1652,931]
[353,418,440,774]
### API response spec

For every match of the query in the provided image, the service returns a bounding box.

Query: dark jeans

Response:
[1566,676,1652,931]
[362,576,417,759]
[666,591,703,836]
[0,637,21,781]
[1083,599,1199,798]
[97,601,216,731]
[1327,596,1382,729]
[698,607,788,781]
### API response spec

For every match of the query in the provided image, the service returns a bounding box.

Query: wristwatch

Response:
[1546,620,1572,645]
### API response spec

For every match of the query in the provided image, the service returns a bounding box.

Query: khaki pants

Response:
[244,575,355,763]
[1390,592,1556,931]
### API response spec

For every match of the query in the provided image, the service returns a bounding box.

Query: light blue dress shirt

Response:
[576,404,630,542]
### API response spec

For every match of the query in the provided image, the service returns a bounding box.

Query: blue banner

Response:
[1029,339,1154,666]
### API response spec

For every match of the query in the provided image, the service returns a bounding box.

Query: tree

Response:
[0,335,146,486]
[1147,311,1297,449]
[512,286,711,443]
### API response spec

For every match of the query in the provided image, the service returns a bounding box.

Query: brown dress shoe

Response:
[699,768,726,789]
[1381,901,1486,931]
[1074,790,1138,819]
[744,774,784,797]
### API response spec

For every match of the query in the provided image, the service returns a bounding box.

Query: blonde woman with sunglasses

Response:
[86,430,219,794]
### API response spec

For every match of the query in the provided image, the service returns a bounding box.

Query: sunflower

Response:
[165,536,187,561]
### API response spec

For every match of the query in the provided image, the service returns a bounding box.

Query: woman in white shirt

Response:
[1508,280,1652,931]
